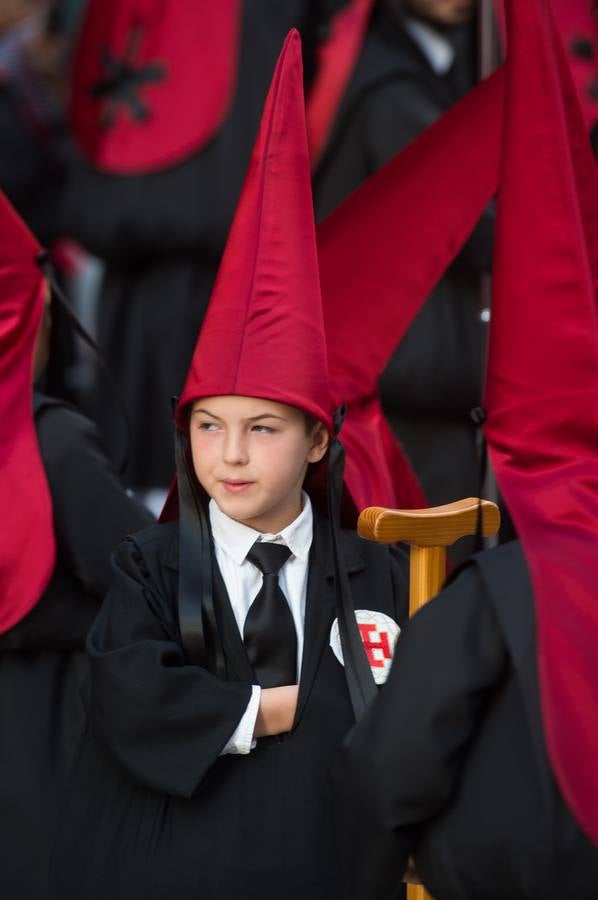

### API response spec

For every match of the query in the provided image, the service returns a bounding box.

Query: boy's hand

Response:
[254,685,299,738]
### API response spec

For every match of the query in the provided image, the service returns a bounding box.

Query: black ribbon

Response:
[471,405,488,553]
[36,251,132,476]
[327,406,377,720]
[174,427,225,676]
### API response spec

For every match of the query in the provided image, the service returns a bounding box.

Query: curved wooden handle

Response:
[357,498,501,548]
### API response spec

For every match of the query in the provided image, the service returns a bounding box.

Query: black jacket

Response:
[50,513,408,900]
[0,396,152,900]
[334,541,598,900]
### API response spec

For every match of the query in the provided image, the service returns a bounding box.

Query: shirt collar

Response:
[209,492,313,566]
[404,17,455,75]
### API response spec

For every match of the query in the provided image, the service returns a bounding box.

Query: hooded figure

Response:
[49,31,408,900]
[309,0,495,523]
[333,1,598,897]
[0,190,152,900]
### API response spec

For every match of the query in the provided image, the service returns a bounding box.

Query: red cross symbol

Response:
[358,624,393,668]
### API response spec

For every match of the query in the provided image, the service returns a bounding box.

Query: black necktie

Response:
[243,542,297,688]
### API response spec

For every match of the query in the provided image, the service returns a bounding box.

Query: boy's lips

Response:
[220,479,254,494]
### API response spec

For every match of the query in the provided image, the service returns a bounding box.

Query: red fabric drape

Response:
[551,0,598,132]
[318,67,505,513]
[485,0,598,844]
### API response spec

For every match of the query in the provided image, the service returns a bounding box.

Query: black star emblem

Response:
[90,26,166,130]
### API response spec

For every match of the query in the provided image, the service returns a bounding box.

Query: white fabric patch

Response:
[329,610,400,685]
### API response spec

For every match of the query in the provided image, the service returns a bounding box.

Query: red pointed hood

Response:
[0,192,55,633]
[177,29,332,433]
[317,65,505,513]
[71,0,241,174]
[485,0,598,843]
[306,0,375,169]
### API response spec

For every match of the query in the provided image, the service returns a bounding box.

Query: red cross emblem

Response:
[358,623,393,668]
[330,610,400,684]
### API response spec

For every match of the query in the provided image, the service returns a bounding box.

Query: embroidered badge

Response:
[329,610,400,685]
[91,27,166,130]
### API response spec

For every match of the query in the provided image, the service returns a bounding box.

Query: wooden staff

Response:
[357,497,501,900]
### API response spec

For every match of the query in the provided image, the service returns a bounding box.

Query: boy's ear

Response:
[307,423,330,464]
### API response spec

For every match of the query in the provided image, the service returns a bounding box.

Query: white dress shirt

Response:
[404,17,455,76]
[210,494,313,755]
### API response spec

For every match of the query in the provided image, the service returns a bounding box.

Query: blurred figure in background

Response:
[311,0,495,510]
[0,191,153,900]
[0,0,90,406]
[62,1,344,512]
[0,0,74,241]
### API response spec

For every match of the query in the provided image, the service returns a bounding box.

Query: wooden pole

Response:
[405,546,448,900]
[410,545,446,615]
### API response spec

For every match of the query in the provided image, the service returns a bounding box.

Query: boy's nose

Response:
[222,432,249,466]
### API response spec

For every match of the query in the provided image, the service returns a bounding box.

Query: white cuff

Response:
[220,685,261,755]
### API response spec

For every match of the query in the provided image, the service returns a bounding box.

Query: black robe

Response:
[62,1,346,490]
[313,6,493,512]
[0,395,152,900]
[333,541,598,900]
[49,512,408,900]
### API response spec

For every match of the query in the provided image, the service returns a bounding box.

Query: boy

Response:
[50,32,407,900]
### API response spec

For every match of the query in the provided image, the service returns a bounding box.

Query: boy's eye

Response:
[252,425,275,434]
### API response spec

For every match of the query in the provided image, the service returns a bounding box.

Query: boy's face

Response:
[189,395,329,533]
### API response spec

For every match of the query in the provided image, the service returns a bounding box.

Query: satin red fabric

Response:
[0,193,55,633]
[318,67,505,512]
[306,0,375,169]
[552,0,598,132]
[485,0,598,844]
[71,0,241,173]
[177,30,333,434]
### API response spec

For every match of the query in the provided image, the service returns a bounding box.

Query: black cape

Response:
[313,7,493,511]
[49,512,408,900]
[0,395,152,900]
[333,541,598,900]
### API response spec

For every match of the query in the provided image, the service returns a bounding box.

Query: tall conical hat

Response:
[176,29,332,432]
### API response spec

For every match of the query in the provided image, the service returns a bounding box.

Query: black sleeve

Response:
[87,539,252,799]
[332,561,508,900]
[36,404,154,599]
